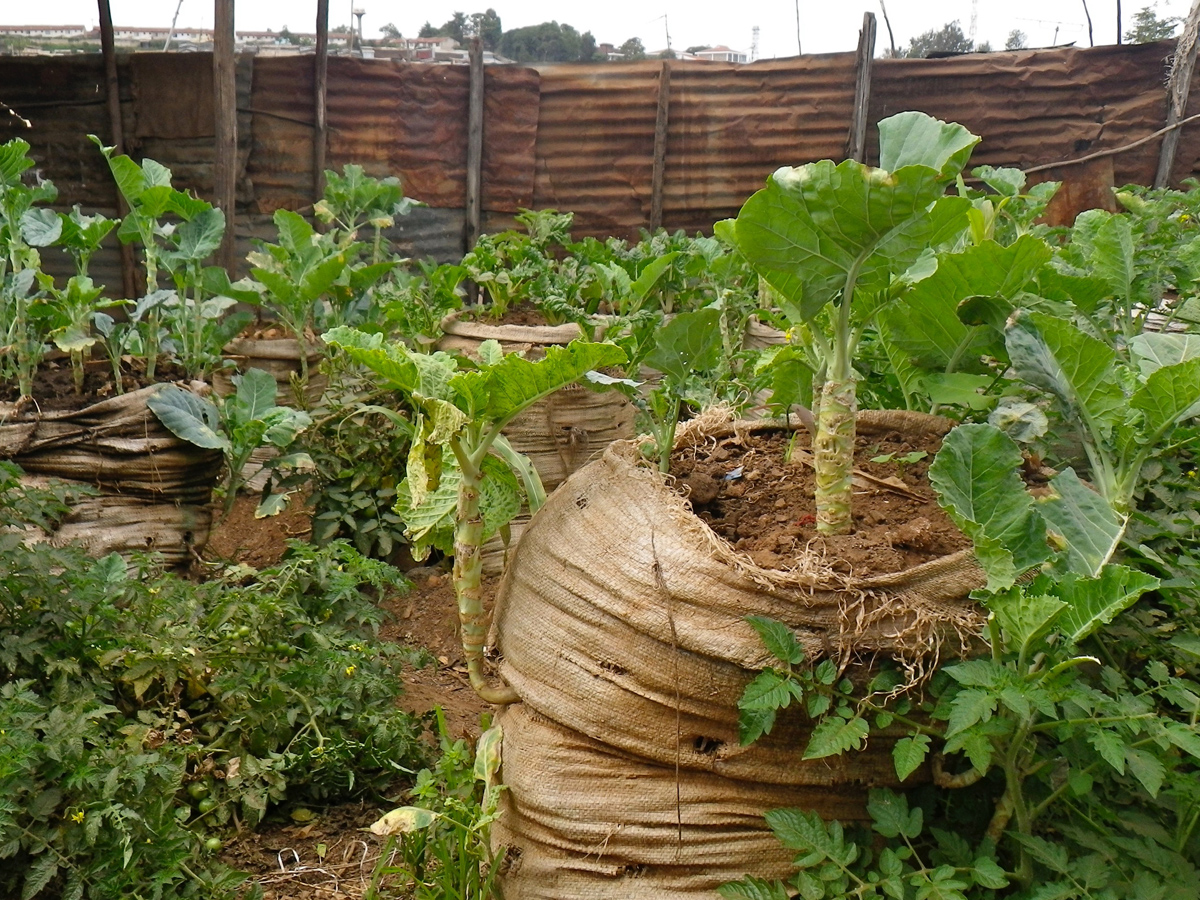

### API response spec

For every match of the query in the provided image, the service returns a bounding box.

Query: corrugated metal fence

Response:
[0,40,1193,279]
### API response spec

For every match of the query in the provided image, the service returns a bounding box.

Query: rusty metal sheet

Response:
[533,61,660,238]
[10,42,1200,263]
[246,55,314,214]
[329,58,469,206]
[869,42,1174,187]
[130,53,214,139]
[482,65,539,212]
[533,54,859,238]
[663,54,859,233]
[0,55,118,209]
[250,57,538,216]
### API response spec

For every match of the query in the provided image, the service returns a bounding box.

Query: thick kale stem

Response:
[814,262,860,535]
[814,377,856,534]
[451,442,518,705]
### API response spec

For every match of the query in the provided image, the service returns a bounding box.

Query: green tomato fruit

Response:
[204,837,224,853]
[198,797,218,814]
[187,781,210,800]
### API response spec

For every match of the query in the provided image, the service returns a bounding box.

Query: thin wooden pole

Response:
[649,61,672,232]
[878,0,898,56]
[846,13,877,163]
[213,0,237,272]
[314,0,329,201]
[465,37,484,252]
[97,0,137,298]
[1155,1,1200,188]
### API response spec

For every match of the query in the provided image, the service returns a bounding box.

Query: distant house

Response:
[0,24,88,39]
[392,36,460,60]
[693,45,748,63]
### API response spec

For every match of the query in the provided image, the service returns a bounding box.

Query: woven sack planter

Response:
[742,317,787,350]
[0,383,222,566]
[489,410,986,897]
[212,336,325,491]
[212,336,326,407]
[439,311,636,573]
[492,704,874,900]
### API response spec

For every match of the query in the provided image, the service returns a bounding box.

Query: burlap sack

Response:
[489,410,985,897]
[212,337,326,407]
[742,318,787,351]
[0,384,222,565]
[495,412,984,778]
[438,311,584,358]
[492,704,872,900]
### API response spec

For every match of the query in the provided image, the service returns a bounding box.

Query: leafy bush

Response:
[0,462,428,900]
[303,376,416,562]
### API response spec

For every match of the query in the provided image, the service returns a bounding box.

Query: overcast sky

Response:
[1,1,1193,59]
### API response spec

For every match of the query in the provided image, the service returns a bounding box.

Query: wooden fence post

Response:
[96,0,137,298]
[650,61,672,232]
[1155,3,1200,188]
[846,12,877,163]
[465,38,485,253]
[213,0,237,272]
[314,0,329,202]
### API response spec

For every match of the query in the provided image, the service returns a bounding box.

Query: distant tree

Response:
[579,30,598,62]
[618,36,645,60]
[331,24,351,33]
[380,22,402,40]
[499,21,585,62]
[686,44,712,54]
[976,40,993,52]
[421,12,468,43]
[279,26,301,45]
[898,20,974,58]
[1005,29,1027,50]
[658,48,677,59]
[468,9,503,50]
[447,12,468,43]
[1124,6,1181,43]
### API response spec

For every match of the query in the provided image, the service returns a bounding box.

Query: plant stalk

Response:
[451,441,518,705]
[814,276,859,535]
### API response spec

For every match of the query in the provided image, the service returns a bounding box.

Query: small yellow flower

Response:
[71,811,85,824]
[344,665,357,677]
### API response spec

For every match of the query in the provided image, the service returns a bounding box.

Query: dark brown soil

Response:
[0,356,192,409]
[219,801,395,900]
[468,301,554,327]
[201,493,315,570]
[379,569,494,744]
[671,427,971,577]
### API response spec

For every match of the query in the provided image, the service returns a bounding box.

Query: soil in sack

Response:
[671,422,971,576]
[0,356,190,411]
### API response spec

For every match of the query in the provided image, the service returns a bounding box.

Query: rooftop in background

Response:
[0,23,350,48]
